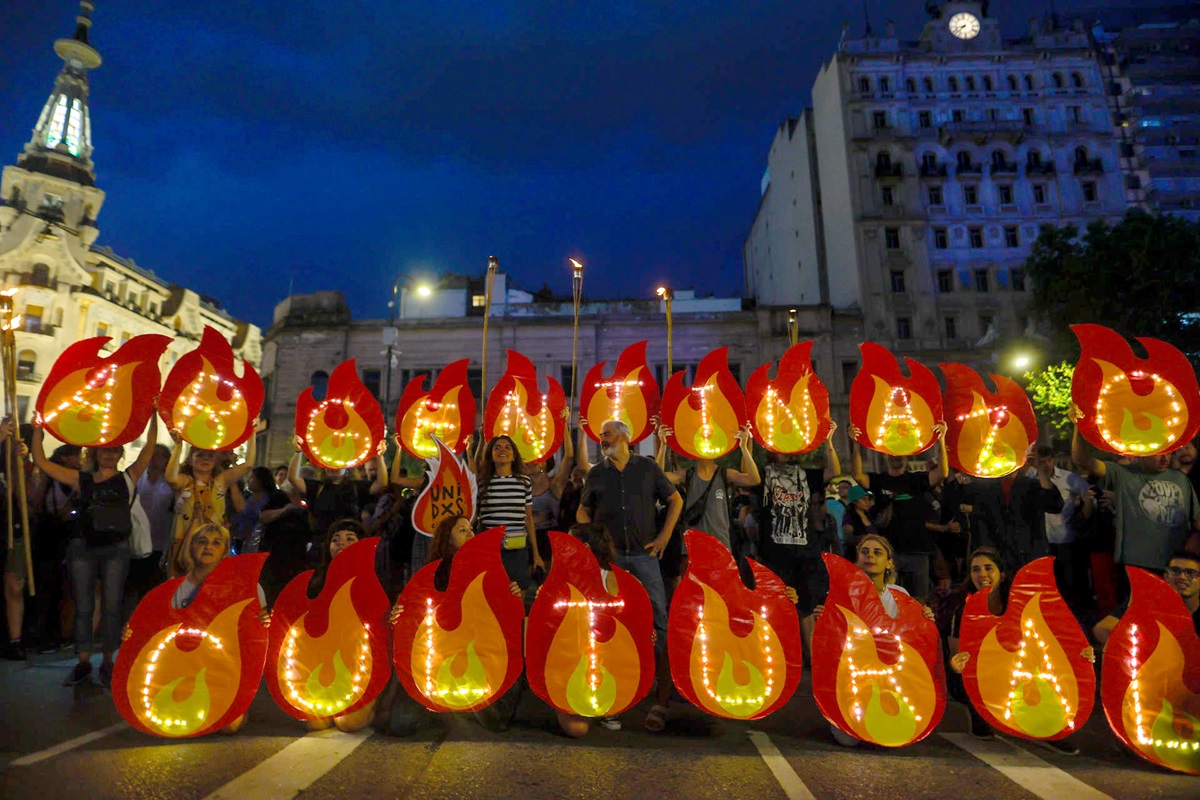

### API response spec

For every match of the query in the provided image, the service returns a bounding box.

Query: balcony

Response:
[955,162,984,177]
[19,273,58,291]
[17,319,56,337]
[991,160,1018,175]
[939,119,1026,145]
[16,366,42,383]
[1026,161,1057,176]
[874,163,904,180]
[1073,158,1105,176]
[919,162,948,178]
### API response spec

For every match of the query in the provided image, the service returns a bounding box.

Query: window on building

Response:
[1082,181,1098,202]
[149,301,158,315]
[1011,268,1026,290]
[905,77,917,93]
[919,110,932,128]
[31,263,50,286]
[980,314,995,334]
[885,227,901,249]
[876,150,892,169]
[937,270,954,293]
[23,304,43,332]
[934,228,949,249]
[1074,146,1089,166]
[1071,72,1084,88]
[1007,75,1018,91]
[362,368,382,399]
[890,270,906,292]
[872,110,888,129]
[922,151,938,170]
[1027,149,1042,167]
[964,185,979,205]
[471,294,486,307]
[1022,108,1034,126]
[983,76,994,91]
[96,321,109,337]
[859,76,871,93]
[998,184,1014,204]
[957,151,973,170]
[987,107,999,121]
[1033,183,1047,204]
[896,317,912,340]
[1004,226,1019,247]
[965,76,976,92]
[923,77,934,92]
[120,331,131,346]
[16,350,35,381]
[949,76,959,92]
[1069,105,1083,123]
[882,186,895,206]
[310,370,329,401]
[879,77,891,93]
[1024,74,1034,90]
[1052,73,1065,89]
[952,109,965,122]
[928,185,943,205]
[969,227,984,248]
[944,316,958,339]
[104,281,114,295]
[991,150,1006,169]
[841,360,858,392]
[974,268,990,291]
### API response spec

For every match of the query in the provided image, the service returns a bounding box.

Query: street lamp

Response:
[384,272,433,413]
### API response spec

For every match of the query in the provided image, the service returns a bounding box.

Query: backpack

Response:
[78,471,137,547]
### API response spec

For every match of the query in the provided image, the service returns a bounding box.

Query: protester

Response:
[1,419,37,660]
[1029,447,1092,612]
[577,418,682,733]
[230,466,275,553]
[848,422,949,603]
[28,442,81,654]
[32,414,158,687]
[287,438,361,560]
[135,444,175,579]
[257,479,311,605]
[841,484,889,541]
[1093,551,1200,645]
[475,435,543,590]
[526,421,575,570]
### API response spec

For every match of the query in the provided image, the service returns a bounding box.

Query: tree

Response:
[1024,361,1074,443]
[1025,211,1200,358]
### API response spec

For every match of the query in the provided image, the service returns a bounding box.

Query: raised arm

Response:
[655,423,686,486]
[30,422,79,488]
[575,421,592,472]
[127,413,159,482]
[823,420,842,481]
[928,421,949,488]
[388,439,424,489]
[368,452,388,495]
[847,423,869,488]
[221,419,264,487]
[165,428,188,488]
[287,443,307,496]
[727,423,761,488]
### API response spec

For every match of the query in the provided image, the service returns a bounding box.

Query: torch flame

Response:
[277,580,372,719]
[396,359,476,458]
[412,574,509,710]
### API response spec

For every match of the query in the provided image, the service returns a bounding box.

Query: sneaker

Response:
[598,716,622,731]
[63,661,92,687]
[1031,738,1080,756]
[1,640,27,661]
[98,661,114,688]
[829,723,860,748]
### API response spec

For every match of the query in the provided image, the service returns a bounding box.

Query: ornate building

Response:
[745,1,1128,373]
[0,2,262,443]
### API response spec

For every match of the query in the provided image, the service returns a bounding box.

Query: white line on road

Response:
[941,733,1116,800]
[202,728,373,800]
[9,722,127,767]
[747,731,818,800]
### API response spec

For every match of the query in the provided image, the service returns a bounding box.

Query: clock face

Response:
[948,12,981,40]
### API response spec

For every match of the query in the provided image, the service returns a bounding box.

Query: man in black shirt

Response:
[849,422,948,602]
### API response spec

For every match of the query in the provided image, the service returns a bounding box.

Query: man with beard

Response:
[578,418,682,732]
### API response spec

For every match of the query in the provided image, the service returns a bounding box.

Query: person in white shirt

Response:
[1030,446,1092,610]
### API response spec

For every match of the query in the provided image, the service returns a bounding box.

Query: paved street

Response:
[1,652,1195,800]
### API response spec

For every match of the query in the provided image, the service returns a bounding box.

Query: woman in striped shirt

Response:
[475,435,543,591]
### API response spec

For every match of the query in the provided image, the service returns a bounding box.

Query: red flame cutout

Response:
[264,538,391,721]
[392,528,525,712]
[659,347,749,460]
[395,359,477,458]
[158,326,264,452]
[112,554,269,737]
[1072,324,1200,456]
[940,362,1038,478]
[959,557,1094,740]
[526,531,655,718]
[411,435,478,537]
[37,334,172,448]
[811,553,946,746]
[483,350,566,465]
[1101,567,1200,774]
[745,341,833,454]
[294,359,385,469]
[578,341,660,445]
[849,343,944,456]
[666,531,803,720]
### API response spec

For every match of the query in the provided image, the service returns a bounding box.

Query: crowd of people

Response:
[0,402,1197,751]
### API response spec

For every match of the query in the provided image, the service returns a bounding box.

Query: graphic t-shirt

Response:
[762,464,826,551]
[1105,463,1200,569]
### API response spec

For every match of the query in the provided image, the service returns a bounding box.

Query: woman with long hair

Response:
[475,436,542,591]
[230,466,275,553]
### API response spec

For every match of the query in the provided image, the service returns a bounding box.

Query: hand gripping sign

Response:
[265,538,392,722]
[1101,567,1200,774]
[958,557,1095,740]
[666,531,803,720]
[526,531,655,719]
[812,553,945,746]
[392,528,525,712]
[112,554,269,737]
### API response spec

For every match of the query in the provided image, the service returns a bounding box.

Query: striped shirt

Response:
[477,475,532,549]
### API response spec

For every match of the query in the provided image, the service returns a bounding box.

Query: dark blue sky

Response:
[2,0,1053,328]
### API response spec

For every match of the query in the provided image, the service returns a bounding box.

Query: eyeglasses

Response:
[1166,566,1200,581]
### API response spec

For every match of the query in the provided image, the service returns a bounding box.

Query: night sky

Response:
[2,0,1055,329]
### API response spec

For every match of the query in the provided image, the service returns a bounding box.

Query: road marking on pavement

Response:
[941,733,1115,800]
[9,722,127,766]
[747,731,818,800]
[202,728,372,800]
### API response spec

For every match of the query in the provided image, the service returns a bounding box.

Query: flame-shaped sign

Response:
[959,557,1094,740]
[526,531,655,718]
[411,435,478,538]
[392,528,524,712]
[812,553,945,746]
[849,343,943,457]
[484,350,566,465]
[666,531,802,720]
[157,326,264,452]
[395,359,476,458]
[294,359,385,470]
[112,554,268,737]
[265,538,391,721]
[578,341,660,445]
[1101,567,1200,774]
[745,341,833,454]
[940,362,1038,478]
[36,334,172,448]
[1071,324,1200,457]
[660,347,749,460]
